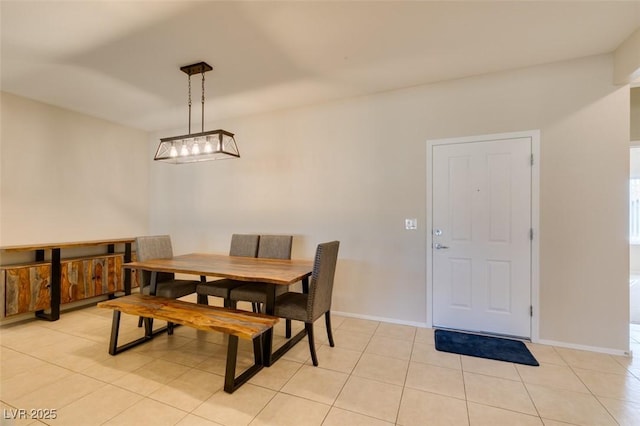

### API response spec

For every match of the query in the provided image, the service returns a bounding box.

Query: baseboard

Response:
[332,310,428,329]
[331,310,632,357]
[536,338,631,357]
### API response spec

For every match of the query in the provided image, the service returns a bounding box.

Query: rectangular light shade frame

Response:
[154,129,240,164]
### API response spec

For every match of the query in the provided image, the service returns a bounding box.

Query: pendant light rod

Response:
[187,74,191,135]
[180,62,212,136]
[201,72,205,133]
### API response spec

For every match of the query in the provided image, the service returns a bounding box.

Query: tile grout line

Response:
[392,327,417,426]
[514,359,544,423]
[316,318,377,424]
[333,319,400,424]
[460,362,471,426]
[559,348,622,425]
[249,318,377,425]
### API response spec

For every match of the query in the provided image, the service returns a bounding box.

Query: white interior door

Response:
[431,136,532,338]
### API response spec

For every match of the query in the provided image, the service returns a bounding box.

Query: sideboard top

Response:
[1,238,135,252]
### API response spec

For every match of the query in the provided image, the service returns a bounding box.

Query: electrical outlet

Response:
[405,218,417,230]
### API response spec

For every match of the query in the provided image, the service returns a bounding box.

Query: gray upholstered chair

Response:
[136,235,200,333]
[229,235,293,311]
[274,241,339,366]
[137,235,200,299]
[196,234,260,307]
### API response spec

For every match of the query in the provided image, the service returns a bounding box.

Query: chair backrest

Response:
[258,235,293,260]
[135,235,175,286]
[229,234,260,257]
[307,241,340,321]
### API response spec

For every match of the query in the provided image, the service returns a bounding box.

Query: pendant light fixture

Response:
[154,62,240,164]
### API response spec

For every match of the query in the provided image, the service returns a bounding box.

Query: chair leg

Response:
[285,319,292,338]
[252,302,260,313]
[138,316,143,328]
[305,323,318,366]
[167,321,174,335]
[197,294,208,305]
[324,311,335,347]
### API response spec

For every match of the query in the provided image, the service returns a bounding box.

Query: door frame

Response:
[426,130,541,342]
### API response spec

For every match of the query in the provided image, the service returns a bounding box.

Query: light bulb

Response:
[180,143,189,156]
[192,142,200,155]
[169,145,178,157]
[204,138,213,154]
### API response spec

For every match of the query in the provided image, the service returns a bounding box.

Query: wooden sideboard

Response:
[0,238,137,321]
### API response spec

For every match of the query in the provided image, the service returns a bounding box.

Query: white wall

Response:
[150,54,630,352]
[629,93,640,276]
[632,88,640,141]
[614,27,640,85]
[0,93,150,247]
[631,147,640,275]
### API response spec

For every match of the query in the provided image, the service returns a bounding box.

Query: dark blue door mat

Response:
[434,329,539,366]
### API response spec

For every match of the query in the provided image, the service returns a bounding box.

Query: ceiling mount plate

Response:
[180,62,213,75]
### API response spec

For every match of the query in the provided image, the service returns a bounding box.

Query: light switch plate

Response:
[405,218,417,230]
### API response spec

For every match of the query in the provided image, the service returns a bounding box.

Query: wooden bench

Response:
[97,294,279,393]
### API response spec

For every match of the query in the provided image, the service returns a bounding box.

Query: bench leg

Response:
[223,335,266,394]
[108,313,170,355]
[253,334,263,365]
[109,310,122,355]
[143,317,152,337]
[224,336,239,392]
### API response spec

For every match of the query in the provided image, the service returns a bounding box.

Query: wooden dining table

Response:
[122,253,313,366]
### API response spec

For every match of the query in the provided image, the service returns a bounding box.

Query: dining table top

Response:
[123,252,313,285]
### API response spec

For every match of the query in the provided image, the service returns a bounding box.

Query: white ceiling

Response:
[2,1,639,133]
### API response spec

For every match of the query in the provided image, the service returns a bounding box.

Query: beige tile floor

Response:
[1,296,640,426]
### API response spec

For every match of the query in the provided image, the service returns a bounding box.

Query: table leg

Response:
[124,243,132,295]
[262,283,276,366]
[148,271,158,331]
[197,276,208,305]
[263,281,309,366]
[149,271,158,295]
[284,277,308,338]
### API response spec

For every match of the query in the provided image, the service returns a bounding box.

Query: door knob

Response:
[434,243,449,249]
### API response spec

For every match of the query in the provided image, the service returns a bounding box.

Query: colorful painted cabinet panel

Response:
[3,263,51,316]
[60,255,126,303]
[1,269,4,318]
